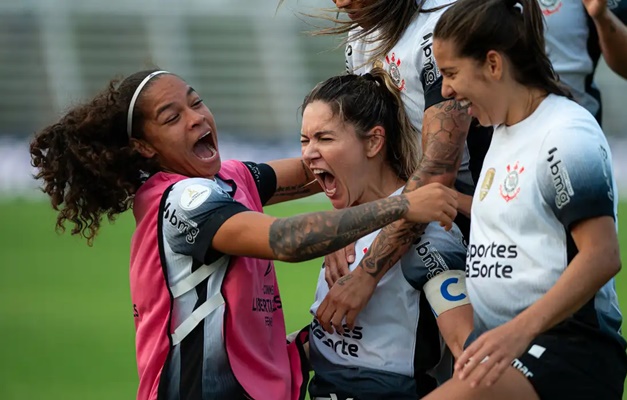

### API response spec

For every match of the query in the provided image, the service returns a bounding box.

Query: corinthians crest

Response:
[374,53,406,91]
[499,162,524,202]
[539,0,563,15]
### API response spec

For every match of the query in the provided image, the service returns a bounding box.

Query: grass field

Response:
[1,198,626,399]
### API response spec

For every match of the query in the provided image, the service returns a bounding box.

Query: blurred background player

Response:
[543,0,627,126]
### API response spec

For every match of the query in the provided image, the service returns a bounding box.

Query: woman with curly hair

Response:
[29,69,458,400]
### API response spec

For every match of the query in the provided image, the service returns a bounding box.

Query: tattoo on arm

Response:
[359,99,472,278]
[337,274,354,286]
[269,195,409,262]
[360,219,428,278]
[273,160,317,198]
[407,99,472,191]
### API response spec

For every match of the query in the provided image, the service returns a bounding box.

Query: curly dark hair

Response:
[30,69,167,245]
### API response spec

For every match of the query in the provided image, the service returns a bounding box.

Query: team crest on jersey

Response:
[479,168,496,201]
[382,53,406,91]
[539,0,563,15]
[499,162,524,202]
[180,184,211,210]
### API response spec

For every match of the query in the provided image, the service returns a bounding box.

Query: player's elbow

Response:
[596,244,622,280]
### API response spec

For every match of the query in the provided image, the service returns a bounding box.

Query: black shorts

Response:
[470,320,627,400]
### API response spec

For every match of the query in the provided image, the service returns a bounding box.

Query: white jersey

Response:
[345,0,473,188]
[468,94,624,345]
[308,190,468,399]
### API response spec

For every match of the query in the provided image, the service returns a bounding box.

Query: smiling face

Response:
[301,101,382,209]
[434,39,509,127]
[132,74,221,178]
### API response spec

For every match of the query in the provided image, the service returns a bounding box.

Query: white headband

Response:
[126,70,170,138]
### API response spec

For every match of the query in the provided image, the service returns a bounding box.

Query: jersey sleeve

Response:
[161,177,250,263]
[537,123,616,229]
[417,14,447,109]
[400,225,467,290]
[345,42,355,74]
[242,161,277,206]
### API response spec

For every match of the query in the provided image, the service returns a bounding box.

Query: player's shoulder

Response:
[169,177,231,211]
[402,223,467,269]
[422,222,467,251]
[540,95,606,147]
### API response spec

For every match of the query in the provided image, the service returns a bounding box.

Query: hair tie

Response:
[504,0,523,13]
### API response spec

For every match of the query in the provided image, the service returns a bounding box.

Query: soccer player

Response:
[542,0,627,125]
[306,0,492,332]
[301,68,474,400]
[424,0,626,398]
[29,70,459,400]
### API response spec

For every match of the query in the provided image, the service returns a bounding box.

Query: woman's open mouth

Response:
[193,130,217,161]
[312,168,337,197]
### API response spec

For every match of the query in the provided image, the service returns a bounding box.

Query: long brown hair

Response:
[302,67,420,180]
[283,0,445,63]
[434,0,571,97]
[30,69,167,244]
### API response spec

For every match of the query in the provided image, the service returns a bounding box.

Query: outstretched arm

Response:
[212,182,457,262]
[316,99,471,333]
[584,0,627,78]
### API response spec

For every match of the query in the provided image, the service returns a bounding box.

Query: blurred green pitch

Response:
[1,199,626,399]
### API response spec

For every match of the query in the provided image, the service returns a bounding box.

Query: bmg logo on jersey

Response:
[415,240,447,279]
[466,243,518,279]
[163,202,200,244]
[547,147,574,209]
[599,145,615,202]
[420,32,439,87]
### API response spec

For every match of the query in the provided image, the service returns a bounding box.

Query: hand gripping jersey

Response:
[130,160,307,400]
[541,0,627,123]
[344,0,475,191]
[308,188,469,400]
[468,94,625,348]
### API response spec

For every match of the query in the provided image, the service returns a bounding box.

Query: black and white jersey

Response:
[468,94,624,346]
[344,0,476,191]
[308,189,468,399]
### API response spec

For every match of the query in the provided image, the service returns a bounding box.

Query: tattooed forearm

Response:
[269,195,409,262]
[273,183,317,197]
[356,99,471,278]
[361,219,427,278]
[407,99,471,190]
[270,159,319,199]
